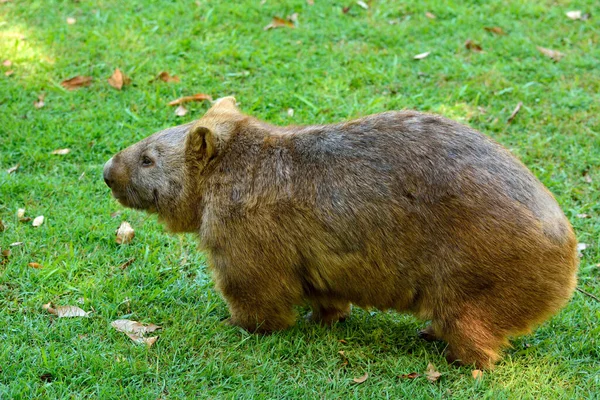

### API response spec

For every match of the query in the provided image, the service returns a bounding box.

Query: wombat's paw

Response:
[307,303,352,326]
[418,326,441,342]
[445,346,499,370]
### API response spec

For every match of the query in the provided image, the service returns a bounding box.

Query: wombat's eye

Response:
[141,155,154,167]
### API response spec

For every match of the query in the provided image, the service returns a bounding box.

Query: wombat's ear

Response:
[206,96,239,115]
[185,124,216,162]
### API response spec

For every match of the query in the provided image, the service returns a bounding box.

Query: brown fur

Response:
[103,97,578,368]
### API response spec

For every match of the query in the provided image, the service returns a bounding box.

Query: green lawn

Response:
[1,0,599,398]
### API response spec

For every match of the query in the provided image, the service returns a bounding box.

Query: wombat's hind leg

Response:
[437,313,505,369]
[307,298,351,326]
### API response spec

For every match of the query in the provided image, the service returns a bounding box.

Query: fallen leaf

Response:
[413,51,431,60]
[17,208,26,219]
[110,211,122,218]
[287,108,294,117]
[2,59,11,67]
[7,164,19,174]
[425,363,441,383]
[108,68,131,90]
[61,75,92,90]
[537,46,564,62]
[356,1,368,9]
[28,262,43,269]
[10,242,23,247]
[583,171,592,183]
[507,102,523,123]
[111,319,147,335]
[155,71,180,83]
[342,6,351,13]
[39,373,54,382]
[472,369,483,379]
[116,221,135,244]
[2,249,10,257]
[577,243,587,257]
[338,339,347,344]
[168,93,212,106]
[5,70,14,76]
[400,372,420,379]
[51,148,70,155]
[34,93,45,109]
[264,16,295,30]
[43,303,90,317]
[576,213,590,219]
[66,17,76,24]
[118,258,135,270]
[484,26,506,35]
[112,319,161,346]
[32,215,44,227]
[465,39,483,52]
[425,12,436,19]
[565,10,590,20]
[0,220,4,231]
[175,105,188,116]
[353,372,368,384]
[307,0,314,4]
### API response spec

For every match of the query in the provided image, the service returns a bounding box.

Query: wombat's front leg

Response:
[211,255,302,334]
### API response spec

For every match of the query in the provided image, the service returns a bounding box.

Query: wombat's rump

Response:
[103,97,578,368]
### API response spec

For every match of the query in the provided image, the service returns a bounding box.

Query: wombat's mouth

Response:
[111,189,156,213]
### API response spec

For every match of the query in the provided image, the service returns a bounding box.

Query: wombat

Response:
[103,97,578,368]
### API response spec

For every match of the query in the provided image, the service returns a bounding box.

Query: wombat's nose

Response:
[103,158,114,188]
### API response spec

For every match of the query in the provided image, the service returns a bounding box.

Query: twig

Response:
[576,287,600,302]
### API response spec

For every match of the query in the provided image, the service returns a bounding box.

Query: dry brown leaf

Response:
[155,71,180,83]
[264,16,295,30]
[414,51,431,60]
[484,26,506,35]
[342,6,351,13]
[353,372,369,384]
[118,258,135,270]
[32,215,44,227]
[34,93,45,109]
[61,75,92,90]
[112,319,161,346]
[28,262,43,269]
[425,12,436,19]
[43,303,90,317]
[116,221,135,244]
[356,1,368,9]
[307,0,314,4]
[2,59,11,67]
[400,372,420,379]
[66,17,76,24]
[0,220,4,232]
[507,101,523,123]
[338,339,348,344]
[108,68,131,90]
[51,148,70,155]
[7,164,19,174]
[168,93,212,106]
[2,249,10,257]
[537,46,565,62]
[5,70,14,76]
[425,363,441,383]
[472,369,483,379]
[465,39,483,52]
[111,319,147,335]
[175,105,188,116]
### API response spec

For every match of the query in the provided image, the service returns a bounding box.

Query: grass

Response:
[1,0,599,398]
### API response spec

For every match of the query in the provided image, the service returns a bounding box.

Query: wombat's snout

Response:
[103,157,114,188]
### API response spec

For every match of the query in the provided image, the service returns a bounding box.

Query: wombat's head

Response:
[103,96,240,232]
